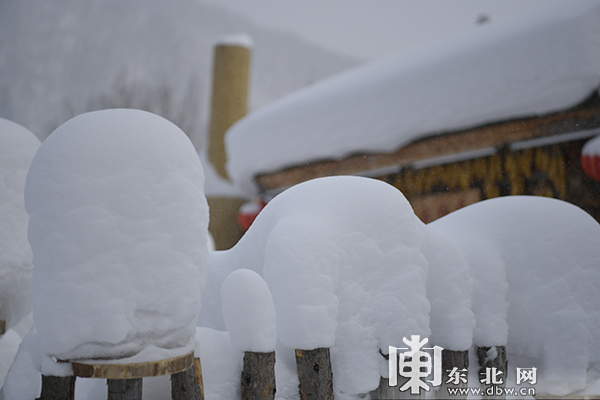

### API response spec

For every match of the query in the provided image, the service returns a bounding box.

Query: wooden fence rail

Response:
[38,344,511,400]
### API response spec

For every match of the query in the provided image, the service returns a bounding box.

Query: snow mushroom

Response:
[24,109,209,373]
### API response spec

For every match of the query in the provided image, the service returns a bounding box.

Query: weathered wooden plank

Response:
[256,105,600,191]
[70,351,194,379]
[295,348,334,400]
[38,375,76,400]
[193,358,204,398]
[241,351,276,400]
[107,378,143,400]
[171,365,203,400]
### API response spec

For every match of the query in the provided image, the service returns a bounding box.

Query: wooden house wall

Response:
[376,140,600,224]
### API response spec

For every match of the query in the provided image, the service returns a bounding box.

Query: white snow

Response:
[216,33,254,49]
[221,269,277,352]
[4,173,600,397]
[0,118,40,331]
[198,176,474,396]
[194,327,243,400]
[195,177,600,397]
[430,196,600,396]
[24,109,209,373]
[0,329,42,400]
[225,0,600,195]
[582,134,600,156]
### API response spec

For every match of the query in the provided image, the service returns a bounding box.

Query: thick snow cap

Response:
[221,269,277,352]
[430,196,600,395]
[0,118,40,330]
[226,1,600,195]
[25,109,209,370]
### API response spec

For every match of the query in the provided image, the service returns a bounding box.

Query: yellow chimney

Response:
[208,38,252,180]
[207,35,252,250]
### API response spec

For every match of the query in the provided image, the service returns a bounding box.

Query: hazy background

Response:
[198,0,556,60]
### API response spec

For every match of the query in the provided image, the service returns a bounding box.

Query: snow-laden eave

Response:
[225,0,600,196]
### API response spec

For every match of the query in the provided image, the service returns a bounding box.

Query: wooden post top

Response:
[67,351,194,379]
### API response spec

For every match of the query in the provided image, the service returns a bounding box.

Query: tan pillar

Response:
[208,40,251,180]
[207,36,252,250]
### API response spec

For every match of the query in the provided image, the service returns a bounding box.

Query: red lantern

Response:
[238,199,267,231]
[581,135,600,182]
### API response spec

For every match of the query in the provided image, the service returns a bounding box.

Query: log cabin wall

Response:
[255,94,600,224]
[377,145,567,223]
[377,140,600,224]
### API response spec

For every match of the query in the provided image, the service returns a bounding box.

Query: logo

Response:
[389,337,538,396]
[388,335,443,394]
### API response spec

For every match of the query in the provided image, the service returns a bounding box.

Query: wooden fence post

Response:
[477,346,507,400]
[38,375,76,400]
[107,378,143,400]
[295,348,334,400]
[194,357,205,398]
[439,349,469,399]
[241,351,276,400]
[171,364,203,400]
[0,318,6,335]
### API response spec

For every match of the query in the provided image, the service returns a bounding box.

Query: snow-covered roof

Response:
[226,1,600,195]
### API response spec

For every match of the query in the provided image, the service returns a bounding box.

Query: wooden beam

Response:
[193,357,204,398]
[256,106,600,191]
[70,351,194,379]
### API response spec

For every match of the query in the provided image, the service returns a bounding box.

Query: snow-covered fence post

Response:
[295,347,335,400]
[221,269,277,400]
[25,109,209,400]
[477,346,507,399]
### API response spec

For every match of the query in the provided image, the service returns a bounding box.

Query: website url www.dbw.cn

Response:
[447,386,536,397]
